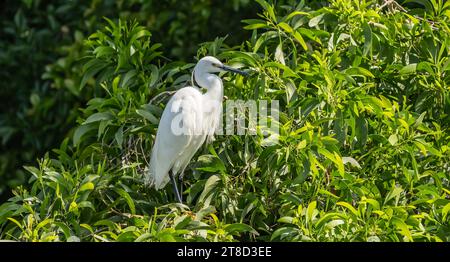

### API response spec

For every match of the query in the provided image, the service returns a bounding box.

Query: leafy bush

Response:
[0,0,449,242]
[0,0,256,200]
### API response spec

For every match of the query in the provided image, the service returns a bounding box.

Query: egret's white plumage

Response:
[146,56,237,191]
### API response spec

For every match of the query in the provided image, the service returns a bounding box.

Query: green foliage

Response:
[0,0,86,200]
[0,0,256,200]
[1,0,449,242]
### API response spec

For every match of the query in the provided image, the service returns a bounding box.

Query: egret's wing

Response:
[146,87,204,189]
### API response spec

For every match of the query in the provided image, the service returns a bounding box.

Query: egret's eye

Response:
[212,63,220,67]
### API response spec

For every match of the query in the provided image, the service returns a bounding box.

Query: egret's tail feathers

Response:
[146,145,171,190]
[145,166,170,190]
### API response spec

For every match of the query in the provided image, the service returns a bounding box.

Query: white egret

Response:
[146,56,247,203]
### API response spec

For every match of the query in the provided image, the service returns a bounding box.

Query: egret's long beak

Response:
[217,64,249,76]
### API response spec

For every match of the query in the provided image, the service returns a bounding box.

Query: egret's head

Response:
[194,56,248,76]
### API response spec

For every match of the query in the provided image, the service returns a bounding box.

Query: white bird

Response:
[146,56,247,203]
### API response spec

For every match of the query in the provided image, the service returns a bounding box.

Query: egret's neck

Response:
[196,73,223,102]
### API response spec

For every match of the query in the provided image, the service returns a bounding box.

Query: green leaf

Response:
[278,22,293,33]
[78,201,95,211]
[24,166,40,178]
[120,70,137,88]
[367,236,381,242]
[83,112,114,125]
[136,109,159,124]
[384,185,403,205]
[270,227,299,241]
[318,148,344,176]
[255,0,276,21]
[67,236,81,242]
[413,141,427,156]
[80,223,94,234]
[413,112,426,128]
[198,175,221,205]
[115,126,124,149]
[73,123,97,146]
[318,148,335,161]
[224,223,258,235]
[94,219,118,230]
[309,13,324,27]
[442,203,450,220]
[333,152,345,176]
[253,31,278,53]
[174,215,192,230]
[220,51,258,67]
[135,233,152,242]
[306,201,317,223]
[35,218,53,233]
[94,46,115,58]
[264,62,299,78]
[399,63,417,75]
[141,104,163,116]
[365,199,380,210]
[130,27,151,43]
[417,61,434,74]
[79,182,94,192]
[53,222,71,239]
[278,22,307,50]
[421,142,442,157]
[285,11,309,22]
[392,217,413,241]
[318,189,339,199]
[278,216,295,224]
[7,218,23,230]
[299,98,320,121]
[113,188,136,215]
[342,157,361,169]
[315,213,346,228]
[80,60,107,89]
[117,231,138,242]
[362,22,372,56]
[293,31,308,51]
[275,42,285,65]
[337,202,358,217]
[388,134,398,146]
[243,23,268,30]
[298,28,322,44]
[196,155,226,173]
[148,65,159,88]
[345,67,375,78]
[297,139,307,150]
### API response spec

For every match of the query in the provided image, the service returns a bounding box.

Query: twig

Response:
[379,0,395,11]
[110,207,144,219]
[149,91,176,105]
[139,137,150,166]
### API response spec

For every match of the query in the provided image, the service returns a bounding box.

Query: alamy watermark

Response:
[170,99,279,141]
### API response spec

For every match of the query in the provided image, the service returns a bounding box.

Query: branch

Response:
[149,91,176,105]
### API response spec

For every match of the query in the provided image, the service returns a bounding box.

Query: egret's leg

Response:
[169,173,182,204]
[179,172,184,203]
